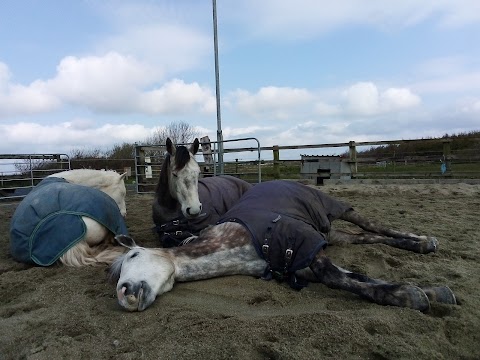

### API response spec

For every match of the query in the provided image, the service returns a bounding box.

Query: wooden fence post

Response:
[273,145,280,179]
[200,136,214,174]
[348,141,357,176]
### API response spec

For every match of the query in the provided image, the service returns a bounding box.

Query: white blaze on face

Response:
[169,153,202,218]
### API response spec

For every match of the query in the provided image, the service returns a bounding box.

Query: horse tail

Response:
[59,240,127,267]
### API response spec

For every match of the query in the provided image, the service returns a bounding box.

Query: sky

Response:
[1,0,480,161]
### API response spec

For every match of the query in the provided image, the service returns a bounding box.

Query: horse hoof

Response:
[390,285,431,312]
[422,237,439,254]
[422,286,457,305]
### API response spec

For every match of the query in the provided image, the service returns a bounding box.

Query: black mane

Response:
[155,145,191,211]
[174,145,191,170]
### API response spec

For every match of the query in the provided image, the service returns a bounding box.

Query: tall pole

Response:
[212,0,224,174]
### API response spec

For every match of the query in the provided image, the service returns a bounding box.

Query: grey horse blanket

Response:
[154,175,252,246]
[218,180,352,283]
[192,175,253,231]
[10,177,128,266]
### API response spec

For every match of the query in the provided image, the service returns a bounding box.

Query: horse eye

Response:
[129,252,139,259]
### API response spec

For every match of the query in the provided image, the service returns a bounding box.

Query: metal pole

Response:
[212,0,224,174]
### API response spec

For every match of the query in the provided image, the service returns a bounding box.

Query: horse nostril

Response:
[120,282,131,295]
[186,207,201,216]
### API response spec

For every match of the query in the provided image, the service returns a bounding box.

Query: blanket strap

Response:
[155,217,195,248]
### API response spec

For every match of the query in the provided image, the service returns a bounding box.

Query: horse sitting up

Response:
[110,180,456,312]
[10,169,128,267]
[152,138,252,247]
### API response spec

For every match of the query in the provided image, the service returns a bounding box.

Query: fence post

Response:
[442,138,452,173]
[348,141,357,176]
[200,136,214,175]
[273,145,280,179]
[135,145,146,192]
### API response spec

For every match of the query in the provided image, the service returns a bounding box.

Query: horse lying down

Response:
[110,180,456,312]
[10,169,128,267]
[152,137,252,247]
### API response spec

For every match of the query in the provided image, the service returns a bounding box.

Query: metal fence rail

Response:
[134,137,262,194]
[0,154,70,201]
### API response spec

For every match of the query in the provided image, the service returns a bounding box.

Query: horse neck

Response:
[168,222,265,282]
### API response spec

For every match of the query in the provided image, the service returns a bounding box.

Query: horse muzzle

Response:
[184,203,203,219]
[117,280,153,311]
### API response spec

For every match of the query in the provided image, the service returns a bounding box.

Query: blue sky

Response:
[1,0,479,160]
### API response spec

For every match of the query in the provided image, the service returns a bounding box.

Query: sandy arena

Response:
[1,183,479,359]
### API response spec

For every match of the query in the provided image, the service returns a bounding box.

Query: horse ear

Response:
[119,172,127,181]
[166,138,175,155]
[114,234,137,249]
[190,138,199,155]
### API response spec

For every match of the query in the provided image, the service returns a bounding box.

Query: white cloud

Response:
[412,71,480,94]
[138,79,215,115]
[343,82,420,115]
[100,24,211,75]
[47,52,153,112]
[223,125,275,138]
[0,122,155,154]
[343,82,380,115]
[226,1,480,40]
[226,82,421,125]
[0,62,60,117]
[0,53,215,118]
[229,86,314,119]
[313,101,341,116]
[381,87,421,110]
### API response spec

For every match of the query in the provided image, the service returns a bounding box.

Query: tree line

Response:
[356,131,480,159]
[14,121,198,173]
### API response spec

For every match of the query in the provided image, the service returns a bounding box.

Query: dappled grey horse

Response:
[152,137,252,246]
[111,180,455,312]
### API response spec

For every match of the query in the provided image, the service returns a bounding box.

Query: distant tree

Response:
[106,142,136,159]
[144,121,199,146]
[69,147,104,159]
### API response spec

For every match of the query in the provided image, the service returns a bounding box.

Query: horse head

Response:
[165,137,202,219]
[110,235,175,311]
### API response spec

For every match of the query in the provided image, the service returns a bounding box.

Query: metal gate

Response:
[134,137,262,194]
[0,154,70,201]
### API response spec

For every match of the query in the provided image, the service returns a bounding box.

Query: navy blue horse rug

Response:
[10,177,128,266]
[218,180,352,287]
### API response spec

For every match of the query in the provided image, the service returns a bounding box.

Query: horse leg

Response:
[328,229,438,254]
[337,210,438,251]
[308,251,431,311]
[296,264,456,305]
[340,210,434,240]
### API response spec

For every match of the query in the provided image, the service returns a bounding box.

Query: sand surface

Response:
[1,183,479,359]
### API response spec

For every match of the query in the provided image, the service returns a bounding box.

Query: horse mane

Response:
[108,253,126,283]
[155,145,192,211]
[156,154,177,210]
[173,146,191,170]
[59,240,127,267]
